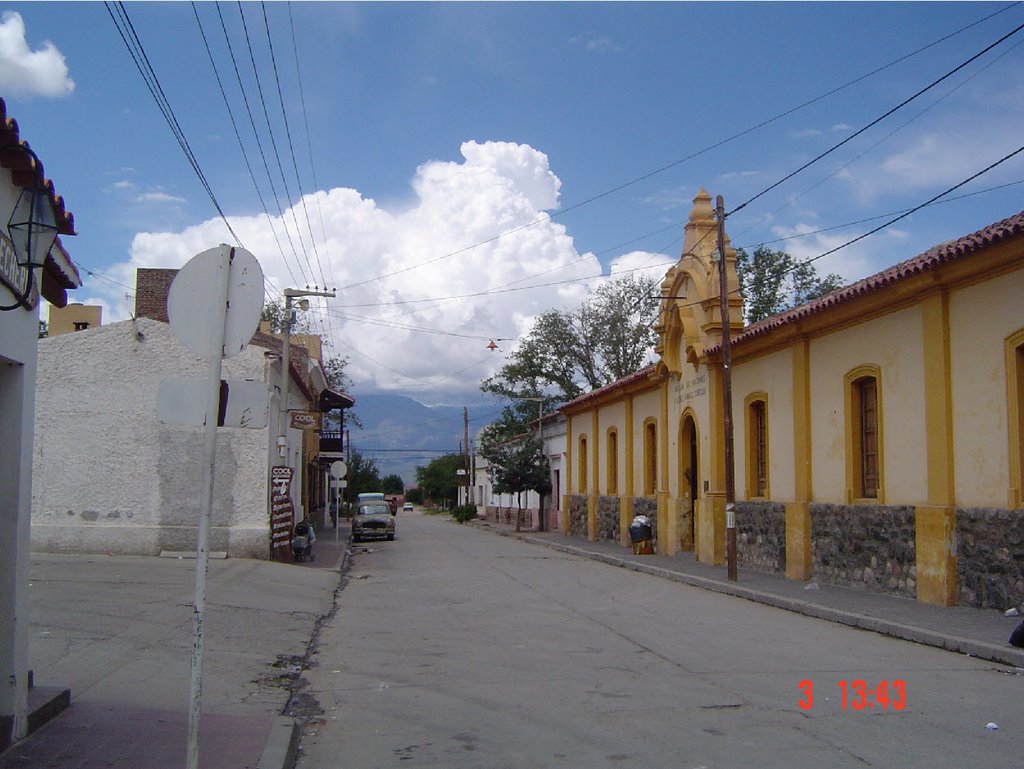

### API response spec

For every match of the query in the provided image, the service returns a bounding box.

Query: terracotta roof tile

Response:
[0,97,80,305]
[710,207,1024,352]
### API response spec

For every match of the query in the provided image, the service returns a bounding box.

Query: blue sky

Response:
[3,2,1023,408]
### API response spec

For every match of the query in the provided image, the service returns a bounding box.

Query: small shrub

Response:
[451,504,478,524]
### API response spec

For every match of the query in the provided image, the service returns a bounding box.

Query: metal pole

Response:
[463,406,470,507]
[716,195,738,582]
[186,246,233,769]
[279,294,293,480]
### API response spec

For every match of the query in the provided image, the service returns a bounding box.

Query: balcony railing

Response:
[319,431,343,454]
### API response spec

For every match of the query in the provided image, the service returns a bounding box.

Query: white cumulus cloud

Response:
[90,141,663,402]
[0,12,74,97]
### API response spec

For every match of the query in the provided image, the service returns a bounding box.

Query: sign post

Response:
[330,460,347,549]
[165,245,264,769]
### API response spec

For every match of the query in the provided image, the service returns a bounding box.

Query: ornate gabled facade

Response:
[562,190,1024,611]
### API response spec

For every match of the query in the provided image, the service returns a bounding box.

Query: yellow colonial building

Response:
[561,190,1024,609]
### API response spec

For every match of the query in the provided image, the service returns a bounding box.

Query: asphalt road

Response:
[296,513,1020,769]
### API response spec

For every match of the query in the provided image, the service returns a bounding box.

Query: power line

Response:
[332,3,1022,293]
[104,1,242,246]
[727,19,1024,217]
[191,2,300,287]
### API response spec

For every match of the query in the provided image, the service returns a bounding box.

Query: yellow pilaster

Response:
[590,410,600,541]
[657,492,675,555]
[564,414,574,533]
[787,339,813,580]
[624,396,635,497]
[697,364,726,563]
[784,502,812,580]
[917,291,957,606]
[697,494,725,564]
[915,505,957,606]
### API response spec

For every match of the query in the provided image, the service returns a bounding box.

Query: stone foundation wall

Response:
[811,504,916,598]
[957,507,1024,610]
[736,501,786,573]
[596,496,620,542]
[568,495,588,538]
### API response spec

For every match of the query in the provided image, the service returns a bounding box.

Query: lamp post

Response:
[1,142,59,311]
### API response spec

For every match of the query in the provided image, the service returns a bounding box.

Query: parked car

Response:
[352,501,396,542]
[402,502,414,512]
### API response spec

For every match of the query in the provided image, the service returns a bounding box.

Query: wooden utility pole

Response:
[716,195,738,582]
[463,406,471,506]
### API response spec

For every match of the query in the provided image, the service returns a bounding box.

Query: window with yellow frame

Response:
[845,365,884,503]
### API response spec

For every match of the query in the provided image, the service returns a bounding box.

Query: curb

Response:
[495,529,1024,669]
[256,716,302,769]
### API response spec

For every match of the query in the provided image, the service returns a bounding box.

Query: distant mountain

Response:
[346,394,493,485]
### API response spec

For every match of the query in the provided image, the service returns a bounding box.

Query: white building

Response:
[31,315,319,558]
[1,103,82,748]
[476,411,566,531]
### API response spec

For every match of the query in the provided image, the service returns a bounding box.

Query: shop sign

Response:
[0,230,39,310]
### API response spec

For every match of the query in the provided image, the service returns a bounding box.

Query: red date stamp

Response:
[798,679,906,711]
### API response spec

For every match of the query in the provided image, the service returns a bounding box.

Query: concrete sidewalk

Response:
[0,528,350,769]
[476,521,1024,669]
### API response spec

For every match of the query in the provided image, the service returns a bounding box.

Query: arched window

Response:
[745,393,768,498]
[845,366,883,501]
[579,435,588,493]
[606,428,619,495]
[643,419,657,496]
[1006,329,1024,507]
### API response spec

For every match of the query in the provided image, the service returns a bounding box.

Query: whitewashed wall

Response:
[30,317,289,558]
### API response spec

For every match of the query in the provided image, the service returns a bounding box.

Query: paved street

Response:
[297,514,1020,769]
[3,553,338,769]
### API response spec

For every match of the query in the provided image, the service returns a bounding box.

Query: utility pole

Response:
[716,195,738,582]
[463,406,470,506]
[277,287,335,513]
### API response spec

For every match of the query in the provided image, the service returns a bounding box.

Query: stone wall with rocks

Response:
[568,495,588,538]
[596,496,620,542]
[957,507,1024,610]
[810,504,916,598]
[736,501,786,573]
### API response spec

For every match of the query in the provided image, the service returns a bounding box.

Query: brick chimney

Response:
[134,268,179,322]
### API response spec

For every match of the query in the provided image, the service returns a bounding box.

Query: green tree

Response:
[346,451,382,498]
[735,246,843,324]
[405,487,424,504]
[478,426,551,532]
[415,454,463,507]
[481,273,660,406]
[380,473,405,494]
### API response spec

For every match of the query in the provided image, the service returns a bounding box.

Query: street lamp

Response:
[2,142,59,311]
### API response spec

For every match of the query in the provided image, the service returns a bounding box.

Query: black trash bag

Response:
[1010,620,1024,648]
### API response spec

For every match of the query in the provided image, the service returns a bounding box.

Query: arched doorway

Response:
[678,413,698,550]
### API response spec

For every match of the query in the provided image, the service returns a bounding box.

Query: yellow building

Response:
[561,190,1024,609]
[47,302,101,336]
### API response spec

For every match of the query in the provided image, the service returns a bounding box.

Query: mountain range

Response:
[345,393,500,486]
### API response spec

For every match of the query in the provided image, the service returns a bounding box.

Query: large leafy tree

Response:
[380,473,405,494]
[481,273,660,406]
[735,246,843,324]
[478,426,551,531]
[415,453,464,507]
[346,451,382,498]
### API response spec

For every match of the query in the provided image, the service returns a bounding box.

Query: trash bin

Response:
[629,514,654,555]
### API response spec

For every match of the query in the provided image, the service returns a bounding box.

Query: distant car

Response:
[352,502,395,543]
[402,502,414,512]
